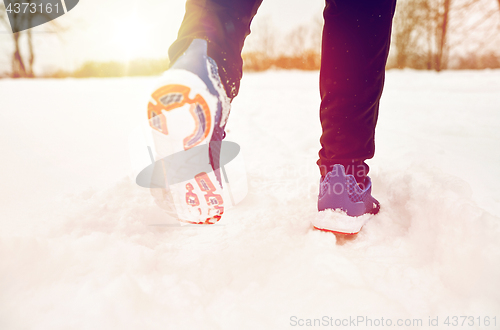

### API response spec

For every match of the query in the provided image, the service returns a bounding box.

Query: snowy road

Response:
[1,70,499,329]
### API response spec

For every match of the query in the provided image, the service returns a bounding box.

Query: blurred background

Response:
[0,0,500,78]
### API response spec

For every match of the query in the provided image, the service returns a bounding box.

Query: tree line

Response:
[243,0,500,71]
[1,0,500,78]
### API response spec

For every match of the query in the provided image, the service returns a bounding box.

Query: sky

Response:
[0,0,325,74]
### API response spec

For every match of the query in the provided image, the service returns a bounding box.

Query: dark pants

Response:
[169,0,397,183]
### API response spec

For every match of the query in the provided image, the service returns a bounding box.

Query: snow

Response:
[1,70,499,329]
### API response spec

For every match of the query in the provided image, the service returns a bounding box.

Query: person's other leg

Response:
[168,0,263,100]
[318,0,397,185]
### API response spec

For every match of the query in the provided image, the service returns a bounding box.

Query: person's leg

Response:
[168,0,263,100]
[318,0,397,185]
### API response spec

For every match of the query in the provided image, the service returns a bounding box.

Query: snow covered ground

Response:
[0,70,499,329]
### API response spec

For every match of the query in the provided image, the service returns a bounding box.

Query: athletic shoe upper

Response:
[318,164,380,217]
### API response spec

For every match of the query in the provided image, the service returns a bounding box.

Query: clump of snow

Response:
[314,209,372,234]
[0,70,499,329]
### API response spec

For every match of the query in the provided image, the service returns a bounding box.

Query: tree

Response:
[391,0,500,70]
[0,0,64,78]
[392,0,426,68]
[434,0,452,71]
[392,0,454,70]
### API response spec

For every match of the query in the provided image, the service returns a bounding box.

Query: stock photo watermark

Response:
[290,315,498,327]
[3,0,79,33]
[130,129,248,226]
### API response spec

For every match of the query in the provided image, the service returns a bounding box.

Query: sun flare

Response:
[111,15,152,62]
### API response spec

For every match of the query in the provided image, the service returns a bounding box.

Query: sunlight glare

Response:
[112,15,152,62]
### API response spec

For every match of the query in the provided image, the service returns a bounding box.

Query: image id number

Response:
[6,2,60,14]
